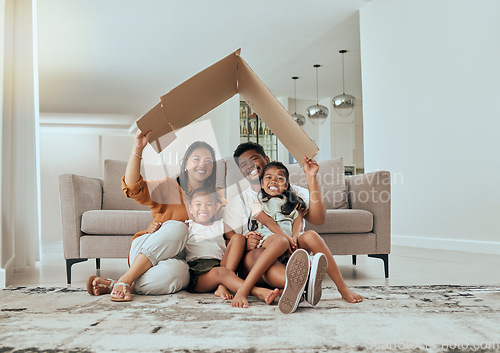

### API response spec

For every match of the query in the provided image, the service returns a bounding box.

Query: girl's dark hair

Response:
[259,161,307,215]
[176,141,217,193]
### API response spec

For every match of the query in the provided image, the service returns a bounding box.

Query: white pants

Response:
[129,220,190,295]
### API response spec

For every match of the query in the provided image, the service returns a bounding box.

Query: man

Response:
[224,142,363,310]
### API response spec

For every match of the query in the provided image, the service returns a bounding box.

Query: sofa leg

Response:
[352,255,357,265]
[66,258,88,285]
[368,254,389,278]
[96,258,101,270]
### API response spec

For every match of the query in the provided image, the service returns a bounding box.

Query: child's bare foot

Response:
[339,286,363,303]
[231,290,249,308]
[264,288,280,304]
[214,284,233,300]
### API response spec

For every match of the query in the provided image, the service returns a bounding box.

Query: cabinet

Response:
[239,101,278,160]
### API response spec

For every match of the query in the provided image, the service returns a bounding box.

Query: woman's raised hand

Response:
[134,129,152,152]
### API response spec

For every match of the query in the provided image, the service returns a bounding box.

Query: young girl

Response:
[186,187,280,306]
[251,162,308,252]
[251,161,328,314]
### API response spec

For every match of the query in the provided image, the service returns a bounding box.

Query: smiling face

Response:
[189,192,216,225]
[261,166,289,196]
[236,149,270,185]
[185,147,214,185]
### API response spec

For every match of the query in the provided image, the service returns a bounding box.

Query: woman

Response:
[87,129,220,301]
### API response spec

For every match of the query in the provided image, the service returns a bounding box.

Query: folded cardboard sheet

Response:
[137,49,318,166]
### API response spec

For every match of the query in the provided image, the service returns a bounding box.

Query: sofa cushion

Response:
[305,209,373,234]
[81,210,153,234]
[102,159,227,210]
[287,157,348,209]
[103,160,149,211]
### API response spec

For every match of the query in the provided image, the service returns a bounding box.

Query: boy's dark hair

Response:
[259,161,307,215]
[177,141,217,192]
[188,186,220,204]
[233,142,267,166]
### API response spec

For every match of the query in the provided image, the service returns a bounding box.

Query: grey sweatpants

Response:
[129,220,190,295]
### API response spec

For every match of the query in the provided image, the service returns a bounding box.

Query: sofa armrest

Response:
[59,174,103,259]
[346,171,391,253]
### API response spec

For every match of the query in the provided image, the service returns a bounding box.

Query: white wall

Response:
[360,0,500,251]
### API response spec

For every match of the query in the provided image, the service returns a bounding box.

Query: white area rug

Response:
[1,285,499,353]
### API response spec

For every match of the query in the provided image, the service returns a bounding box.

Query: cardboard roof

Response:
[137,49,318,166]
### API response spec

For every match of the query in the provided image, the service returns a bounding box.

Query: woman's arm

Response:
[124,130,152,186]
[302,156,326,225]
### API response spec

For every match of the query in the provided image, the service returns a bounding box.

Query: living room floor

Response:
[7,242,500,288]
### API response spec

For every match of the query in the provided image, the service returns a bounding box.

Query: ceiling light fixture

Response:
[306,64,329,125]
[332,50,356,116]
[291,76,305,126]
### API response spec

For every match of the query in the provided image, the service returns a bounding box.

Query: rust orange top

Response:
[121,175,189,242]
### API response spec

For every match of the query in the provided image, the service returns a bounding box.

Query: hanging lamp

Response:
[291,76,305,126]
[306,64,329,125]
[332,50,356,116]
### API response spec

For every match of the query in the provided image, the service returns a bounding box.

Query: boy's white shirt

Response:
[223,184,309,235]
[185,219,226,263]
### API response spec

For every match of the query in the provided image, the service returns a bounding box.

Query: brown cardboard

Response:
[137,49,318,166]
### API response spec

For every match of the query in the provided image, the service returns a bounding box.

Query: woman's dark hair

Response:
[259,161,307,215]
[176,141,217,193]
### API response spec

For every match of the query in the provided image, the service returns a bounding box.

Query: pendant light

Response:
[306,64,329,125]
[291,76,305,126]
[332,50,356,116]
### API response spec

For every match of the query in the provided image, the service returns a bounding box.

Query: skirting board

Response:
[0,256,15,289]
[392,235,500,255]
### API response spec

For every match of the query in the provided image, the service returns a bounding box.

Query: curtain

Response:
[1,0,41,271]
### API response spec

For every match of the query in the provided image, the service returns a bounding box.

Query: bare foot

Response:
[214,284,233,300]
[231,290,249,308]
[86,276,114,296]
[339,287,363,303]
[264,288,280,304]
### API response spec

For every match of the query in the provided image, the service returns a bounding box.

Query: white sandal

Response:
[110,282,132,302]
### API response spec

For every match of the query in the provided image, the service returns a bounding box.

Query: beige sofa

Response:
[59,158,390,284]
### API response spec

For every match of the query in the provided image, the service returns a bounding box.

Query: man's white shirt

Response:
[223,185,309,235]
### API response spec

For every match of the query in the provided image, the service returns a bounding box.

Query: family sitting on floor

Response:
[86,130,363,314]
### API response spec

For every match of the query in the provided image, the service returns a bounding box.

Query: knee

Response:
[157,221,188,244]
[301,230,320,242]
[228,233,246,247]
[271,235,290,251]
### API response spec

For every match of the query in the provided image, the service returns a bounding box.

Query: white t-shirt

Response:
[185,220,226,262]
[223,185,309,235]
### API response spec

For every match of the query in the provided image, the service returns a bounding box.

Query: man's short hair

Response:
[233,142,267,166]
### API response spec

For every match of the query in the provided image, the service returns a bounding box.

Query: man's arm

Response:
[302,156,326,225]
